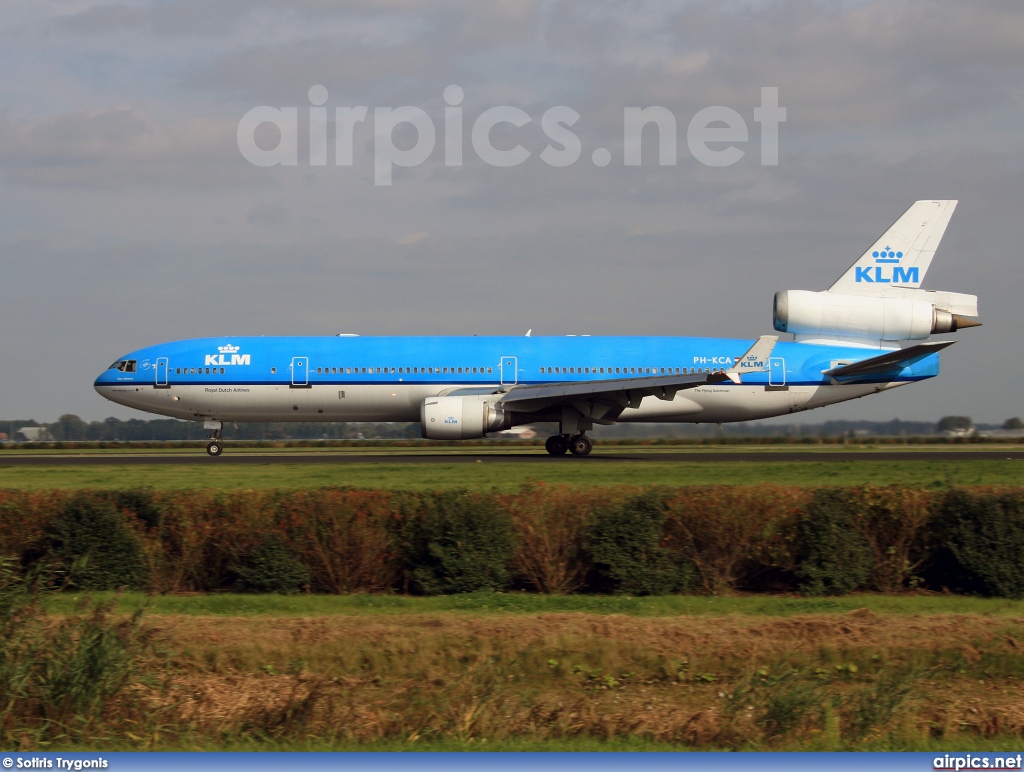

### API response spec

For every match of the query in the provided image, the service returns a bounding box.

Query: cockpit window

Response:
[107,360,137,373]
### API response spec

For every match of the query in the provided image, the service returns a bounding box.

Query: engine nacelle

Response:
[773,290,976,342]
[420,395,510,440]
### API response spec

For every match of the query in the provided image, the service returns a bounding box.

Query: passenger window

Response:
[175,368,180,375]
[220,368,225,374]
[487,367,492,374]
[271,367,276,374]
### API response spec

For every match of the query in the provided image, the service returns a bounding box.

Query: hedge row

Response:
[2,485,1024,597]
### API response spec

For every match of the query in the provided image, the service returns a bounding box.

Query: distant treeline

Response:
[0,415,1012,441]
[4,485,1024,598]
[0,416,419,442]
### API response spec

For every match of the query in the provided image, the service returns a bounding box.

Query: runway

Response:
[1,450,1023,465]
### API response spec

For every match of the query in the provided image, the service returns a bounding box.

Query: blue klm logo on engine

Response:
[855,246,919,284]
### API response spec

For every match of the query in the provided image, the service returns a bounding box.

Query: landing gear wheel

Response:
[569,434,593,457]
[545,434,569,456]
[206,440,223,457]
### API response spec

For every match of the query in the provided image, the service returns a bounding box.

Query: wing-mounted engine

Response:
[420,395,511,439]
[772,199,980,346]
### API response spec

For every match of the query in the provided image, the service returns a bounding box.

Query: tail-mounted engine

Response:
[773,289,980,344]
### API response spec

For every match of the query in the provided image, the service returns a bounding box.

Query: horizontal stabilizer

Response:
[823,340,954,382]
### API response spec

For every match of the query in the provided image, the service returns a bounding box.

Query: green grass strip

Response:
[45,591,1024,618]
[4,458,1024,490]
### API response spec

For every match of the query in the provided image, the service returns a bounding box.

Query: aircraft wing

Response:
[495,336,778,420]
[822,340,954,383]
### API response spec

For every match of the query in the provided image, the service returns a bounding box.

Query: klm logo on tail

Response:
[855,246,919,284]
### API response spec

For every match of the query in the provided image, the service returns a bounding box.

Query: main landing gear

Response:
[205,420,224,457]
[545,433,593,457]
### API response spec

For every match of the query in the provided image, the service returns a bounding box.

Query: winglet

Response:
[724,335,778,384]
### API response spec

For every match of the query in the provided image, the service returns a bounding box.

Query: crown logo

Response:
[872,246,902,264]
[218,344,240,354]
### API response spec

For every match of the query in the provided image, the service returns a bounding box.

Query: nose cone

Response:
[94,368,116,402]
[94,354,140,404]
[94,366,117,389]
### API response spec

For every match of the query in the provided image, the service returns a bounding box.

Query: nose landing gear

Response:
[544,433,593,456]
[204,420,224,457]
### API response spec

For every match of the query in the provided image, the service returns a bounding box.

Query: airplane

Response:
[95,200,979,457]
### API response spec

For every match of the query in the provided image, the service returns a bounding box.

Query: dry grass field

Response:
[69,606,1024,750]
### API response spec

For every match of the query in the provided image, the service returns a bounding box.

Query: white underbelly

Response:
[102,383,444,422]
[618,384,818,423]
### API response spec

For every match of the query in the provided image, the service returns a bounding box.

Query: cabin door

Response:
[500,356,518,386]
[291,356,309,386]
[155,357,169,387]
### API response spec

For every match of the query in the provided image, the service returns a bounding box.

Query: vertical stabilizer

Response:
[829,200,957,294]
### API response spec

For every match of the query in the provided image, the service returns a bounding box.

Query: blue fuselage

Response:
[94,335,936,426]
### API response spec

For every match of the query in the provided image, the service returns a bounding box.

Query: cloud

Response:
[0,0,1023,423]
[397,230,429,245]
[0,107,255,188]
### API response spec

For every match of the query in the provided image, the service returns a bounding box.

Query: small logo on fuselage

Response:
[205,344,250,366]
[444,416,458,424]
[855,245,918,284]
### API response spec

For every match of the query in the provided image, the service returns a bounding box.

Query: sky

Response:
[1,0,1022,424]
